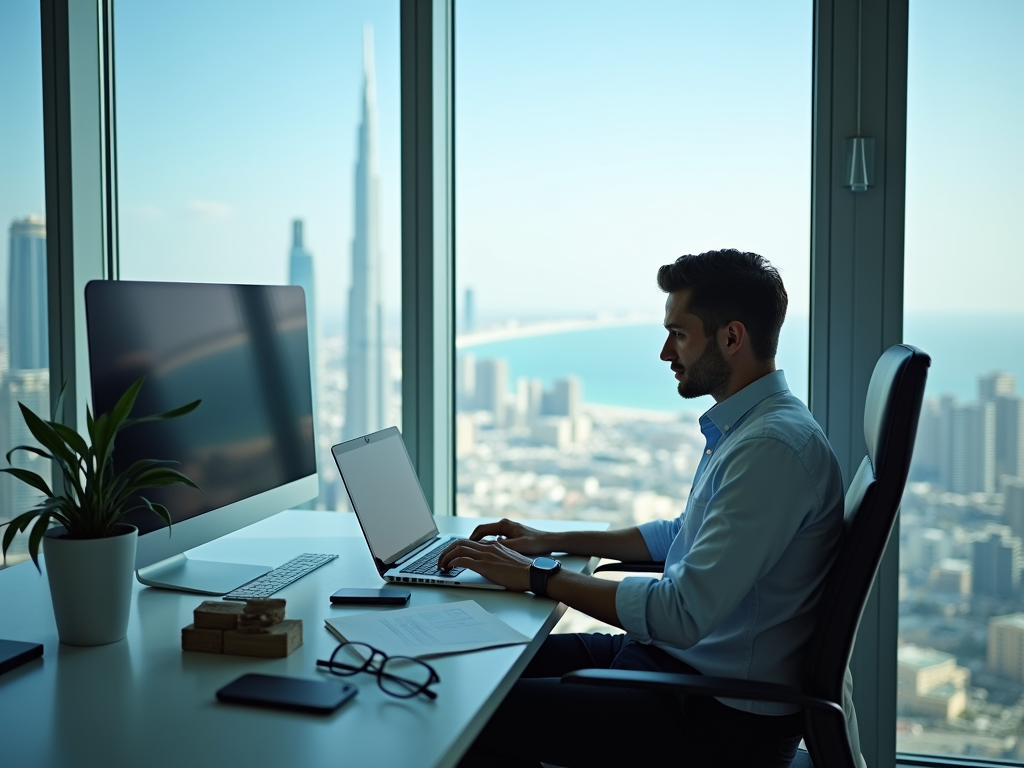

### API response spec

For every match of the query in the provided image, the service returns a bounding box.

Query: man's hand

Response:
[460,518,558,556]
[437,538,534,592]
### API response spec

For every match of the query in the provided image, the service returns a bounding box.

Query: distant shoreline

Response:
[456,314,660,348]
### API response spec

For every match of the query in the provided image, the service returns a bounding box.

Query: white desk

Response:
[0,510,605,768]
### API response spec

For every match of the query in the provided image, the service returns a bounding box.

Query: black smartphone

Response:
[330,588,411,606]
[216,673,357,714]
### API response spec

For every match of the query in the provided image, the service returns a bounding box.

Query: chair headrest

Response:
[863,344,930,478]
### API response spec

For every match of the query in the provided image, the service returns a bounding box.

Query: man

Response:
[440,249,847,767]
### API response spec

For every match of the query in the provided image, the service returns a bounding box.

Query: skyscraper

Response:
[8,215,47,370]
[972,528,1023,600]
[0,369,49,562]
[464,288,475,333]
[978,372,1021,480]
[344,26,386,440]
[475,358,509,428]
[2,216,49,563]
[288,218,317,385]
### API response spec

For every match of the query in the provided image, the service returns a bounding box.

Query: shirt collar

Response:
[703,370,790,436]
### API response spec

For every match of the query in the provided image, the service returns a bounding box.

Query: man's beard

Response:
[677,339,731,400]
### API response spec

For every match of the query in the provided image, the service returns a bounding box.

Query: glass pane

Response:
[455,0,811,528]
[0,0,49,569]
[114,0,401,512]
[900,0,1024,759]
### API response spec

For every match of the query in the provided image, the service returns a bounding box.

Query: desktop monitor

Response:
[85,280,318,593]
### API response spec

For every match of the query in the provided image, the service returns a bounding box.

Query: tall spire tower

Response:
[344,25,386,439]
[288,219,317,386]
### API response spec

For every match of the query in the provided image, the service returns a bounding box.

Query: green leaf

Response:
[50,379,68,423]
[86,405,96,445]
[26,514,52,573]
[50,422,90,461]
[122,398,201,429]
[128,466,200,490]
[108,377,146,435]
[5,444,53,464]
[18,402,77,468]
[0,467,54,497]
[1,509,39,560]
[135,497,173,533]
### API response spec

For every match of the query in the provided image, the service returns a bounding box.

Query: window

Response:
[899,0,1024,758]
[114,0,402,511]
[0,0,49,568]
[455,0,812,531]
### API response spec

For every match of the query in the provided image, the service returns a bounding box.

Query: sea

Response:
[461,314,1024,414]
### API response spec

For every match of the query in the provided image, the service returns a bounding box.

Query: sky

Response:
[1,0,1022,333]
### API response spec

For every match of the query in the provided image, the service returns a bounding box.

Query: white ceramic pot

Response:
[42,524,138,646]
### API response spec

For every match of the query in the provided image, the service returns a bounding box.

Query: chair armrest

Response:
[592,561,665,575]
[561,669,844,717]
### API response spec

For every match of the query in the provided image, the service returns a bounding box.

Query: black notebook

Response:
[0,639,43,676]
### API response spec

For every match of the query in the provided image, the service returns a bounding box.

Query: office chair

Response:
[563,344,930,768]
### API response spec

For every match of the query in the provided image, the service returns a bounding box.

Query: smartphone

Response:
[216,673,357,714]
[330,588,411,606]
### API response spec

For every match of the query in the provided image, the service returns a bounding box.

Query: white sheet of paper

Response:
[325,600,530,659]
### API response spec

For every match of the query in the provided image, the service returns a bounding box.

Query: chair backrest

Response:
[799,344,930,762]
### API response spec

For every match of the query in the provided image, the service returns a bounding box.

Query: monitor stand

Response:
[136,554,272,595]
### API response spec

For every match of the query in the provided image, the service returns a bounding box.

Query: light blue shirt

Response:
[615,370,844,715]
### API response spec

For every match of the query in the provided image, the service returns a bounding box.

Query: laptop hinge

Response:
[393,536,441,566]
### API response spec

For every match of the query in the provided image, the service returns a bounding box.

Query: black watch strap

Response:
[530,557,562,598]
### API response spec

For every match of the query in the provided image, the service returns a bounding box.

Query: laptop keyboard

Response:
[400,540,465,576]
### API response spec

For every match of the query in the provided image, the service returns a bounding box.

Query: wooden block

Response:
[182,624,223,654]
[237,614,279,633]
[193,601,244,630]
[223,620,302,658]
[243,599,286,625]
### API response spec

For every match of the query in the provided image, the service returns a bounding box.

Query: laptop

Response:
[331,427,504,590]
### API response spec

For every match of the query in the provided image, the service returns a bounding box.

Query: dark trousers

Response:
[457,633,803,768]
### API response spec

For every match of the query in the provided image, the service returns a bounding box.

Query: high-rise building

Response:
[1005,476,1024,542]
[947,400,995,493]
[910,396,942,484]
[344,26,387,440]
[456,354,476,411]
[988,613,1024,683]
[979,372,1021,481]
[8,215,47,371]
[463,288,475,333]
[288,219,317,386]
[544,376,582,420]
[971,528,1023,600]
[0,369,50,562]
[979,372,1016,400]
[475,358,508,427]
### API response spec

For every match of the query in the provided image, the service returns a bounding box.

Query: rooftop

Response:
[899,644,955,669]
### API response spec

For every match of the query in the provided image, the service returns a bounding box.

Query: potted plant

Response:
[0,377,200,646]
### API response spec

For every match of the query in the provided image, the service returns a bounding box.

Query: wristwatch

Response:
[529,556,562,598]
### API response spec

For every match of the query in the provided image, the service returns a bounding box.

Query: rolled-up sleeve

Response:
[615,436,823,649]
[616,575,659,643]
[637,517,682,561]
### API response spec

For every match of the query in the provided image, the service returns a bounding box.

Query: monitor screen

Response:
[85,281,317,550]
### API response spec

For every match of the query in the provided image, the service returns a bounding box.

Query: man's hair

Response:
[656,249,788,361]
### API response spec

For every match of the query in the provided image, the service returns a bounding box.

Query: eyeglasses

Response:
[316,642,441,699]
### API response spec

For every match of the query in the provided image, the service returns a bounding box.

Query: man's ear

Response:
[721,321,748,355]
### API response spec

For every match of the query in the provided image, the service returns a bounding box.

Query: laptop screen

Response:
[332,428,438,564]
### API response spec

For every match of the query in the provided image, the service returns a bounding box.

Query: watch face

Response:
[533,557,559,571]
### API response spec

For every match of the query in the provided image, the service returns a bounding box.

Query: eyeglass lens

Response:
[327,642,437,698]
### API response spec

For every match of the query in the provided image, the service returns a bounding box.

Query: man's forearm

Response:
[545,569,624,629]
[546,527,653,563]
